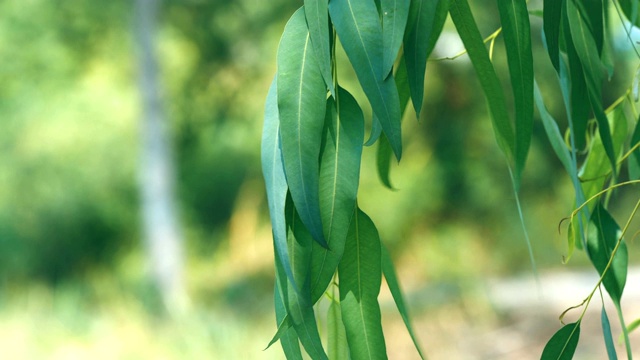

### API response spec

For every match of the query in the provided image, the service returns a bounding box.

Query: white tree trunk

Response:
[134,0,185,311]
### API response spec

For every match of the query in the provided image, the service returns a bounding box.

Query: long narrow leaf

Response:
[628,118,640,180]
[497,0,533,189]
[381,245,425,359]
[262,77,298,294]
[449,0,515,163]
[274,281,303,359]
[311,87,365,303]
[540,322,581,360]
[305,0,335,97]
[327,298,349,360]
[278,7,328,248]
[381,0,410,77]
[339,208,387,359]
[404,0,449,117]
[601,306,618,360]
[329,0,403,160]
[543,0,564,70]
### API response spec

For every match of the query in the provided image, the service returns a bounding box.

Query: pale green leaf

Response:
[277,7,328,248]
[327,299,349,360]
[497,0,533,189]
[339,208,387,359]
[540,322,581,360]
[305,0,335,97]
[329,0,403,160]
[273,284,302,359]
[404,0,449,117]
[381,245,425,359]
[381,0,410,77]
[311,87,365,303]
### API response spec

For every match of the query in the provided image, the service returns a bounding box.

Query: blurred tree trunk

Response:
[134,0,185,311]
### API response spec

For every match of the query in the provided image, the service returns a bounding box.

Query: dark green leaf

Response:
[277,7,328,248]
[619,0,640,27]
[404,0,449,117]
[587,204,628,304]
[329,0,403,160]
[339,208,387,359]
[543,0,564,70]
[327,298,349,360]
[562,16,589,152]
[381,0,410,77]
[449,0,515,164]
[377,134,395,190]
[497,0,534,189]
[540,322,581,360]
[601,306,618,360]
[311,87,364,303]
[628,117,640,180]
[262,77,299,294]
[305,0,335,97]
[381,245,425,359]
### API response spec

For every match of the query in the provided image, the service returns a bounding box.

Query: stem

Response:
[615,302,633,360]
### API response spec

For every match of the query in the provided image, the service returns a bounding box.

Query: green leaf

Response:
[329,0,403,160]
[365,117,383,146]
[311,87,365,303]
[339,208,387,359]
[497,0,534,189]
[449,0,515,164]
[626,318,640,334]
[377,134,395,190]
[540,322,581,360]
[587,204,628,305]
[628,118,640,180]
[566,0,617,175]
[381,245,425,359]
[562,17,589,152]
[262,77,299,294]
[543,0,564,70]
[381,0,410,77]
[305,0,335,97]
[404,0,449,117]
[327,298,349,360]
[601,306,618,360]
[277,7,328,248]
[273,286,303,359]
[619,0,640,27]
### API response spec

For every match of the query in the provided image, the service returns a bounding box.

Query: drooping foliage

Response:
[262,1,640,358]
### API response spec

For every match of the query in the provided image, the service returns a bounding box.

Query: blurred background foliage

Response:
[1,0,639,358]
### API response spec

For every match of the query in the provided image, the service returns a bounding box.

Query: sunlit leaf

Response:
[449,0,515,164]
[601,306,618,360]
[329,0,403,160]
[305,0,335,97]
[311,87,364,303]
[626,318,640,334]
[339,208,387,359]
[404,0,449,117]
[381,0,410,77]
[540,322,581,360]
[497,0,533,189]
[566,0,617,174]
[543,0,564,70]
[262,77,298,294]
[587,204,628,305]
[381,245,425,359]
[277,7,328,248]
[327,298,349,360]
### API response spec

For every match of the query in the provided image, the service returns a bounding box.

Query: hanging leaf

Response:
[626,318,640,334]
[449,0,515,165]
[329,0,403,160]
[497,0,534,189]
[404,0,449,117]
[262,77,298,294]
[587,204,628,305]
[543,0,564,71]
[327,298,349,360]
[273,282,303,359]
[311,87,365,303]
[628,118,640,180]
[619,0,640,27]
[601,306,618,360]
[339,208,387,359]
[381,245,425,359]
[540,322,581,360]
[381,0,410,77]
[305,0,335,97]
[277,7,328,248]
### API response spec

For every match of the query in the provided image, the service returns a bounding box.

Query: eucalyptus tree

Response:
[262,0,640,359]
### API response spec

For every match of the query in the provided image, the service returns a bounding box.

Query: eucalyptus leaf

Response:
[619,0,640,27]
[601,306,618,360]
[543,0,564,70]
[381,0,410,77]
[329,0,403,160]
[305,0,335,97]
[274,282,303,359]
[327,298,349,360]
[312,87,364,303]
[628,118,640,180]
[339,208,387,359]
[277,7,328,248]
[540,322,581,360]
